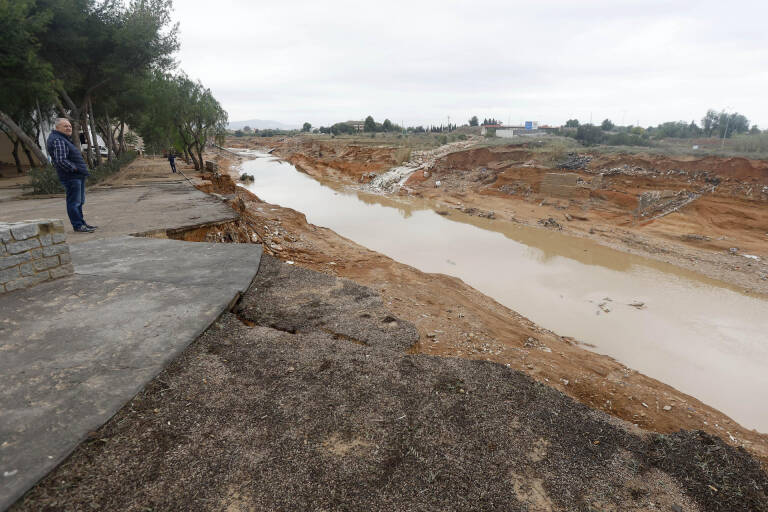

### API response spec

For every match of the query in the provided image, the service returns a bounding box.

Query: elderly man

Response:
[46,118,97,233]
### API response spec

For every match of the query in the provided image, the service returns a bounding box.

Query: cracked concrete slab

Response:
[0,237,262,510]
[0,184,236,243]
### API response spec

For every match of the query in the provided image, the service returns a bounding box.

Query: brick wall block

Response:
[40,234,53,246]
[1,266,21,284]
[52,232,67,244]
[59,252,72,265]
[0,227,12,243]
[10,223,40,240]
[5,272,51,292]
[6,238,41,255]
[33,256,61,272]
[0,252,33,270]
[50,264,74,279]
[42,244,69,257]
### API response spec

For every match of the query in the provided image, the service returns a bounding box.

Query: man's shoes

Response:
[84,223,98,229]
[74,225,95,233]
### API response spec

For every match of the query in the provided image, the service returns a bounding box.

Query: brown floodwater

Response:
[237,151,768,432]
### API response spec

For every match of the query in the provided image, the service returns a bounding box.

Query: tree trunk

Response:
[195,142,204,172]
[102,111,115,162]
[21,140,36,168]
[11,137,23,173]
[80,112,94,169]
[0,110,47,165]
[118,121,125,154]
[88,97,102,167]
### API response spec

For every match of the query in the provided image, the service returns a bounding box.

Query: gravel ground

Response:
[13,256,768,511]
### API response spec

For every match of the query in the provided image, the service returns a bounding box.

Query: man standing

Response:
[46,118,97,233]
[167,151,177,173]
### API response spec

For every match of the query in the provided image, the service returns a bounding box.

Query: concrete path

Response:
[0,183,236,243]
[0,236,262,510]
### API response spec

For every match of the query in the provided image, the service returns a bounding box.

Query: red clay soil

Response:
[190,164,768,466]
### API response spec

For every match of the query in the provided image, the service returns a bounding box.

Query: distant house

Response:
[345,121,365,132]
[480,124,503,136]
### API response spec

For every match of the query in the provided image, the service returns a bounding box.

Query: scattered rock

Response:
[663,405,672,411]
[681,234,711,242]
[729,247,739,254]
[628,301,645,309]
[538,217,562,230]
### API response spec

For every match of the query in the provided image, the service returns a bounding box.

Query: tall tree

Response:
[364,115,376,132]
[0,0,54,167]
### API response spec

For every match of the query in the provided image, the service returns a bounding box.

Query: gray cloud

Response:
[174,0,768,128]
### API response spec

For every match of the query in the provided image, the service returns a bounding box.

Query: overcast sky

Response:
[173,0,767,129]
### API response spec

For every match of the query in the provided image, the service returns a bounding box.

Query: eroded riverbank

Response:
[185,149,768,462]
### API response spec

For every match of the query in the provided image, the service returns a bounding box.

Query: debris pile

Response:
[538,217,563,230]
[557,152,592,170]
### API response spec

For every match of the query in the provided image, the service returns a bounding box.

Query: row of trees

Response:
[0,0,227,173]
[565,109,758,142]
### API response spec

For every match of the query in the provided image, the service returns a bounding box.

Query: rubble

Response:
[538,217,562,230]
[557,152,592,170]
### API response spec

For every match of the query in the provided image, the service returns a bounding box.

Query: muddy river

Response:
[237,151,768,432]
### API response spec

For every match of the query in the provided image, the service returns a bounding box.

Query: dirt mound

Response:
[439,145,533,169]
[590,154,768,181]
[14,256,768,511]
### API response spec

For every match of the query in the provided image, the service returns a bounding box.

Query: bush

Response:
[29,165,64,194]
[731,133,768,153]
[29,151,137,195]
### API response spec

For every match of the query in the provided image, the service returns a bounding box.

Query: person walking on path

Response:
[46,118,97,233]
[167,151,177,173]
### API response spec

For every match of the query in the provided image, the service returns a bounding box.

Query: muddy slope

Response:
[13,256,768,511]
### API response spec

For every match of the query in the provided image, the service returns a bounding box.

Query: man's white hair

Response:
[54,118,71,129]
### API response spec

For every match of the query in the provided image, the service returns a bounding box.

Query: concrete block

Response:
[6,238,41,255]
[0,266,21,284]
[43,244,70,258]
[51,219,65,232]
[33,256,60,272]
[50,264,75,279]
[40,234,53,246]
[52,232,67,244]
[0,252,33,270]
[1,241,6,256]
[20,262,36,277]
[10,223,40,241]
[0,227,13,243]
[59,252,72,265]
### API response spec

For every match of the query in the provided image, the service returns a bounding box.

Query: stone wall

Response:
[1,219,74,294]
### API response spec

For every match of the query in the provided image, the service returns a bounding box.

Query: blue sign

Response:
[525,121,533,130]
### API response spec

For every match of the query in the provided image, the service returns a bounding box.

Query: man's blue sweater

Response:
[46,130,90,180]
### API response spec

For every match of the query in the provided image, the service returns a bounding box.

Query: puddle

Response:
[238,151,768,432]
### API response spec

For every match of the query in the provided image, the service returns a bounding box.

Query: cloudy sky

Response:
[173,0,767,129]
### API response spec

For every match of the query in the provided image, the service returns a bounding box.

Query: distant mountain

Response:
[228,119,298,130]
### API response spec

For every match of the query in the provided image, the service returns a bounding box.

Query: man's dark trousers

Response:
[60,176,86,229]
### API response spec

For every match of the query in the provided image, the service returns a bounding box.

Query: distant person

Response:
[46,118,97,233]
[168,152,177,173]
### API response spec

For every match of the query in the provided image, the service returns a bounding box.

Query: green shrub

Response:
[731,133,768,153]
[29,151,137,195]
[29,165,64,194]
